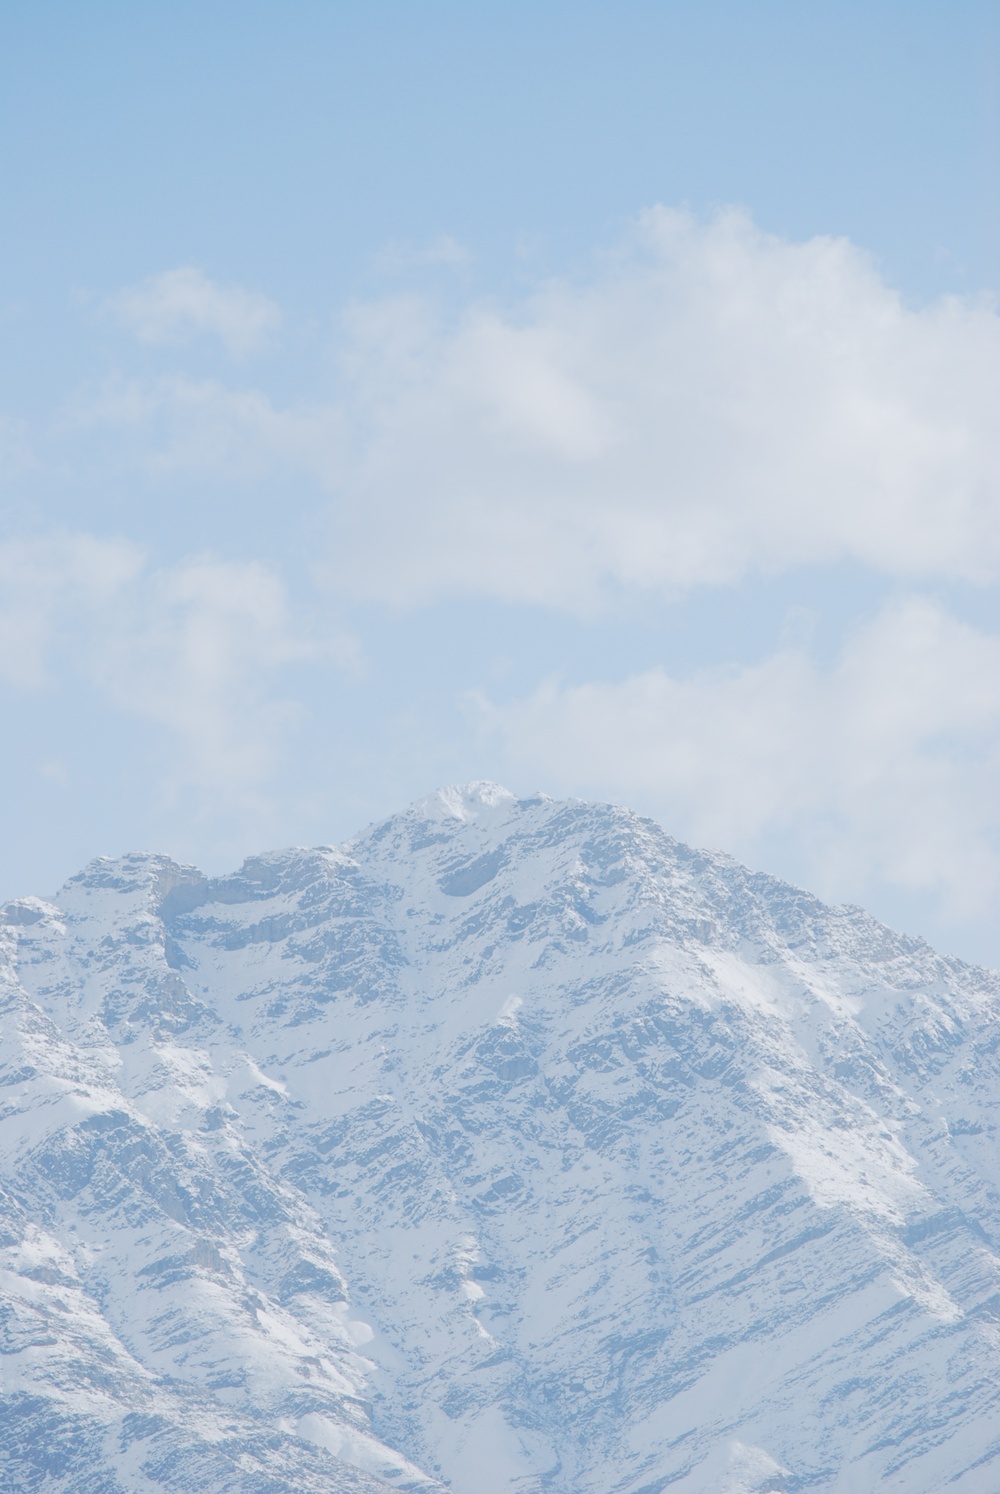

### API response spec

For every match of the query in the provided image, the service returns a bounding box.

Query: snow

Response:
[1,786,999,1490]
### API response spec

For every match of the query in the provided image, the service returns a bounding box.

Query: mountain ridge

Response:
[2,783,999,1492]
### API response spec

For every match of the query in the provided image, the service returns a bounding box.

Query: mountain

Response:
[2,783,1000,1492]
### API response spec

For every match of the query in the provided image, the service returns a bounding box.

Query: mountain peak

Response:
[1,792,998,1491]
[413,779,521,822]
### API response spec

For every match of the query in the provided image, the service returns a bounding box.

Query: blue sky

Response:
[4,1,1000,963]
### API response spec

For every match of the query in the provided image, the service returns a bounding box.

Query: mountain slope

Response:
[3,784,1000,1492]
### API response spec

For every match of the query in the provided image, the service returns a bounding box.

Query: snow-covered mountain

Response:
[2,783,1000,1492]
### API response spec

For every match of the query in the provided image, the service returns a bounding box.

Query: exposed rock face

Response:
[2,783,1000,1492]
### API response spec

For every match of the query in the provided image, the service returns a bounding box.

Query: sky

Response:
[3,0,1000,964]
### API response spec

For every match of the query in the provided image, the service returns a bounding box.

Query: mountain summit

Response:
[2,785,999,1492]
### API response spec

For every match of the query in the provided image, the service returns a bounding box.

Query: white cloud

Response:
[0,534,143,688]
[110,267,282,355]
[73,375,339,479]
[92,556,318,799]
[87,210,1000,609]
[321,208,1000,607]
[475,596,1000,924]
[0,535,335,811]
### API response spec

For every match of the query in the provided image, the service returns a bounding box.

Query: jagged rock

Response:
[2,784,999,1491]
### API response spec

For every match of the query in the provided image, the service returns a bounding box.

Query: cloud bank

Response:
[87,212,1000,613]
[323,208,1000,606]
[9,210,1000,952]
[478,596,1000,922]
